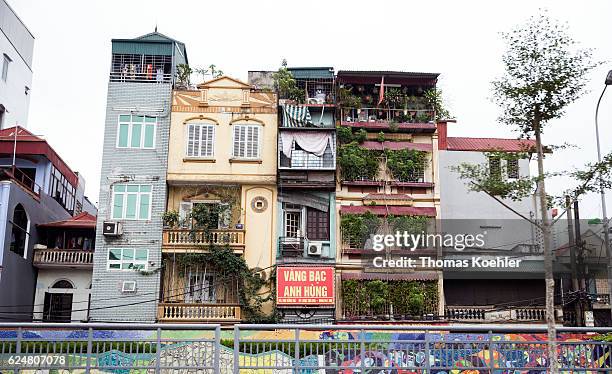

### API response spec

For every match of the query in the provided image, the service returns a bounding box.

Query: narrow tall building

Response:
[0,0,34,129]
[90,32,187,322]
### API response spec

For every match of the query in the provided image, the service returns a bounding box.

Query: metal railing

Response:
[0,323,610,372]
[109,71,173,83]
[162,228,245,251]
[157,303,241,322]
[278,236,305,257]
[0,166,41,196]
[341,107,435,123]
[33,248,94,267]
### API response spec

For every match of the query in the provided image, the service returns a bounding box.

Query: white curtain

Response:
[280,131,332,159]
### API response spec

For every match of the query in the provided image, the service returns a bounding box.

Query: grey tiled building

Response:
[89,32,187,322]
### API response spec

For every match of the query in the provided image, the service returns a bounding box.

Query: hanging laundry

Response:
[280,131,333,159]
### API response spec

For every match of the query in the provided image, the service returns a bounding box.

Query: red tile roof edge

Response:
[446,137,537,152]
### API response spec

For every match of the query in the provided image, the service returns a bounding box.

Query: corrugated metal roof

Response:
[288,67,334,79]
[446,137,537,152]
[337,70,439,79]
[111,32,187,62]
[341,271,438,281]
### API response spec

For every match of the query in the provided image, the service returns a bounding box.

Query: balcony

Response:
[0,166,41,198]
[445,306,561,323]
[162,228,245,252]
[341,107,435,126]
[33,249,93,268]
[278,237,305,258]
[157,303,241,323]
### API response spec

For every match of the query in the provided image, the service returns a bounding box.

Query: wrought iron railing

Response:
[0,166,41,196]
[341,107,435,123]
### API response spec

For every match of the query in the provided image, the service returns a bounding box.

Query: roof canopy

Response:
[38,212,96,229]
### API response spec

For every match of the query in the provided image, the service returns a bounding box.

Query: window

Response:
[232,124,260,159]
[117,115,156,149]
[306,207,330,240]
[185,272,215,303]
[507,158,519,179]
[108,248,148,270]
[488,156,501,180]
[186,123,215,158]
[112,184,152,220]
[2,54,11,82]
[284,205,302,238]
[49,166,76,214]
[10,204,29,258]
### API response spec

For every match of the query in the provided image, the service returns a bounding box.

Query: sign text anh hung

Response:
[276,266,335,306]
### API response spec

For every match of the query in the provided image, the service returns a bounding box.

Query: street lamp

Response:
[595,69,612,322]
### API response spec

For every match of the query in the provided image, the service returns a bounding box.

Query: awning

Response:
[360,141,432,152]
[279,191,330,212]
[341,271,438,281]
[282,104,313,127]
[340,205,436,217]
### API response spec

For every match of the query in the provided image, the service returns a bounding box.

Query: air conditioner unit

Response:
[121,280,136,293]
[307,242,323,256]
[103,221,123,236]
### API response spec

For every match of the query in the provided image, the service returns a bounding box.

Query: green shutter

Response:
[112,193,124,219]
[144,124,154,148]
[118,124,129,147]
[131,123,142,148]
[125,194,137,219]
[139,193,150,219]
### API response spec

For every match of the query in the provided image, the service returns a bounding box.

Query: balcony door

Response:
[184,272,216,303]
[179,201,230,229]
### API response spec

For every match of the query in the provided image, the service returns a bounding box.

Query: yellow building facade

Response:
[160,76,277,323]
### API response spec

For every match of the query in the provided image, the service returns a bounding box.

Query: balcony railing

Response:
[162,228,245,251]
[157,303,241,322]
[341,107,435,124]
[33,249,94,268]
[590,293,611,305]
[0,166,41,196]
[278,237,305,257]
[109,71,173,83]
[445,306,554,322]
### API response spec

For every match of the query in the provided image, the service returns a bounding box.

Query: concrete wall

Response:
[32,268,91,322]
[0,2,33,129]
[90,82,172,322]
[0,181,73,320]
[439,149,535,250]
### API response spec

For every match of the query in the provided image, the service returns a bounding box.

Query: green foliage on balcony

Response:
[386,149,427,182]
[337,142,380,181]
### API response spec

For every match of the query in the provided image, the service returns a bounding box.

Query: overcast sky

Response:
[9,0,612,219]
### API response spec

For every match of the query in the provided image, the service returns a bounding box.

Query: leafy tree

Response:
[424,88,451,120]
[454,12,599,370]
[176,64,192,88]
[272,61,305,103]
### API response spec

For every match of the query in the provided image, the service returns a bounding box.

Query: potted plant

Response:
[162,210,180,228]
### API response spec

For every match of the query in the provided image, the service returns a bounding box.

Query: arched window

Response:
[51,280,74,289]
[10,204,29,257]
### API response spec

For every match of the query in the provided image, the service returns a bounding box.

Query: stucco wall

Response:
[0,30,32,129]
[32,268,91,322]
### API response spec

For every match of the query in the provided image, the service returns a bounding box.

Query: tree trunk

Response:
[534,123,558,373]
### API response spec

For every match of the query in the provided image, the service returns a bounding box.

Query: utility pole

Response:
[574,201,590,325]
[566,196,581,326]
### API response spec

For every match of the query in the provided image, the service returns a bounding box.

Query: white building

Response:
[0,0,34,129]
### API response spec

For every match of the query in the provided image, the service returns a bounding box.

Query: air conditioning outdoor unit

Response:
[307,242,323,256]
[103,221,123,236]
[121,280,136,293]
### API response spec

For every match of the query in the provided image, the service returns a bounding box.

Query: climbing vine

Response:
[342,280,438,320]
[176,245,276,322]
[340,212,381,248]
[337,143,380,181]
[386,149,427,182]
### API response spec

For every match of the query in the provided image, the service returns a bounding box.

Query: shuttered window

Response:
[306,207,329,240]
[232,124,260,159]
[186,123,215,158]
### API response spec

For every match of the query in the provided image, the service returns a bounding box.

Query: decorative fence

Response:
[33,249,94,267]
[0,323,610,373]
